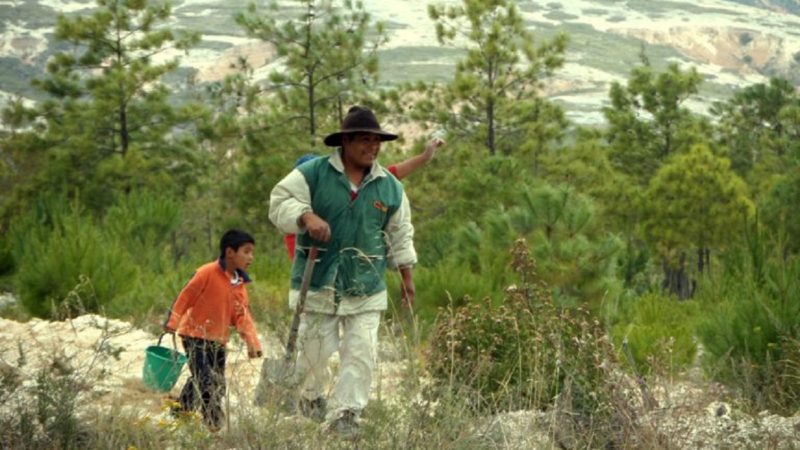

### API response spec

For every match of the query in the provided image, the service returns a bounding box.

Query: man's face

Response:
[342,133,382,170]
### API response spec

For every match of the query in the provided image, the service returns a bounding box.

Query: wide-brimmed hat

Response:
[323,106,398,147]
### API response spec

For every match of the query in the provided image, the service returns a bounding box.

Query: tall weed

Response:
[0,327,103,450]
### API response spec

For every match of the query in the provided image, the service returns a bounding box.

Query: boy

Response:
[163,229,263,431]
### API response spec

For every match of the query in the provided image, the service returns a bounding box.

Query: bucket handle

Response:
[157,332,179,352]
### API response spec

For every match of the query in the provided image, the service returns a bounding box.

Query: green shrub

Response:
[104,189,182,273]
[12,206,138,318]
[0,234,14,278]
[697,243,800,414]
[405,148,533,266]
[418,182,623,317]
[243,250,292,330]
[489,184,622,308]
[386,260,502,328]
[427,292,556,413]
[611,292,698,376]
[104,271,173,321]
[425,239,635,446]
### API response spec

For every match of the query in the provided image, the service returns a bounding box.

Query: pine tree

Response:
[711,77,800,196]
[603,58,705,185]
[602,58,709,292]
[424,0,568,156]
[643,144,753,298]
[235,0,387,150]
[760,167,800,257]
[449,181,621,308]
[539,132,646,287]
[0,99,50,225]
[29,0,201,211]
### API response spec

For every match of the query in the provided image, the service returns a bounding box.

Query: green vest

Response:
[293,156,403,298]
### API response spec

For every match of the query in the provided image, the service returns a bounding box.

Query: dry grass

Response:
[1,283,800,448]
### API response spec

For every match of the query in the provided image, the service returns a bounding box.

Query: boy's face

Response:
[226,243,255,272]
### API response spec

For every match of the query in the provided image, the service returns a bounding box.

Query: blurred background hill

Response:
[2,0,799,124]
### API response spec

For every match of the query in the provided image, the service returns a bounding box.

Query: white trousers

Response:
[294,310,381,420]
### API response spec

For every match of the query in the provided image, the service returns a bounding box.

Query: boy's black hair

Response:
[219,229,255,258]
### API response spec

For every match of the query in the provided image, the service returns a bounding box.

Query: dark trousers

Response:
[179,336,227,429]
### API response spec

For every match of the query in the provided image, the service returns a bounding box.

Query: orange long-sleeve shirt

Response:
[165,260,262,352]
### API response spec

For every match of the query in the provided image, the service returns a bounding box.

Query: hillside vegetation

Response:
[1,0,799,448]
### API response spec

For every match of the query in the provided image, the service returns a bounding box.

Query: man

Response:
[269,106,437,435]
[282,134,444,261]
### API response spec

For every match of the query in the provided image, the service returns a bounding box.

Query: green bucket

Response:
[143,333,188,392]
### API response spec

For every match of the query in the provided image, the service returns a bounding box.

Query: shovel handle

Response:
[285,246,319,357]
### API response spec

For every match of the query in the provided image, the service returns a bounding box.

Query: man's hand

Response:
[300,212,331,242]
[400,266,415,308]
[163,325,176,334]
[248,349,263,359]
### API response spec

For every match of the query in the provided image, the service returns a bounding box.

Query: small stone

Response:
[706,401,729,418]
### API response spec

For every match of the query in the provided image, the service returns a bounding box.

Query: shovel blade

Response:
[264,357,298,386]
[253,356,299,407]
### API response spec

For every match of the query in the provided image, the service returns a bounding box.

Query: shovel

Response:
[254,246,318,406]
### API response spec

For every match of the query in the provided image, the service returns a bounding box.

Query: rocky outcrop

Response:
[195,42,276,83]
[622,26,797,80]
[0,26,48,65]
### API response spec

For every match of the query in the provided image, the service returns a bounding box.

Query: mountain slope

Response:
[1,0,798,124]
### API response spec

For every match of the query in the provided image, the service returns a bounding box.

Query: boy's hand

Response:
[422,137,445,161]
[400,266,415,308]
[401,279,415,308]
[248,349,263,359]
